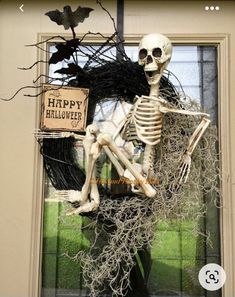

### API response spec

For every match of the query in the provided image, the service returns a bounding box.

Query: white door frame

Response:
[29,33,232,297]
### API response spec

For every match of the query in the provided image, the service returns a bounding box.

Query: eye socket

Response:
[152,47,162,58]
[139,48,147,59]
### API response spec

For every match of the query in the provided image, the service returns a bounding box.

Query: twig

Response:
[25,35,67,47]
[18,60,48,70]
[0,85,42,101]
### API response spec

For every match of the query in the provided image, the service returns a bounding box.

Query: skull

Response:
[138,33,172,85]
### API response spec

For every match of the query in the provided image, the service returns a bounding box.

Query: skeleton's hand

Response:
[178,152,192,184]
[167,153,192,196]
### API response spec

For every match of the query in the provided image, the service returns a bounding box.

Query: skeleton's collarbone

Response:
[136,94,168,104]
[134,95,168,114]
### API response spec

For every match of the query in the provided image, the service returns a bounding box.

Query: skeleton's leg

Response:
[81,126,100,203]
[67,140,102,215]
[103,146,125,176]
[67,172,100,215]
[97,133,156,198]
[56,125,98,205]
[63,124,101,215]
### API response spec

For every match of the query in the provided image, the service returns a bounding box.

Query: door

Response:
[40,40,221,297]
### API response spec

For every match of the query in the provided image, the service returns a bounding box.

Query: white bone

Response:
[186,117,211,156]
[176,117,211,185]
[65,33,211,215]
[65,125,100,214]
[34,129,84,140]
[142,144,155,178]
[56,190,82,202]
[138,33,172,93]
[96,133,156,198]
[123,163,142,193]
[103,146,125,177]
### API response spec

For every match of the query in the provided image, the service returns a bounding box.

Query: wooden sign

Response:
[41,84,89,131]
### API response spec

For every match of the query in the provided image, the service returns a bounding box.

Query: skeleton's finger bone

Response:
[179,162,188,181]
[178,162,191,185]
[178,167,187,185]
[183,166,191,183]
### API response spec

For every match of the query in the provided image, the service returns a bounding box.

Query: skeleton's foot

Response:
[66,200,99,216]
[34,129,85,141]
[56,190,82,202]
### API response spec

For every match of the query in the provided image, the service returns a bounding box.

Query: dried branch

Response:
[63,99,221,297]
[25,35,67,47]
[18,60,48,70]
[0,85,42,101]
[96,0,118,33]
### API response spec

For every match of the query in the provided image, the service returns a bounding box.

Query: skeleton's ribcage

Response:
[120,107,140,143]
[121,98,163,146]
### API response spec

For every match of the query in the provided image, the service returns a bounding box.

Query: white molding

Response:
[29,33,232,297]
[216,34,233,297]
[28,33,49,297]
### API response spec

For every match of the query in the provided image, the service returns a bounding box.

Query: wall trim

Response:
[29,33,232,297]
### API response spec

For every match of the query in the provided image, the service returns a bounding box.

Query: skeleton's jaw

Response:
[145,71,161,85]
[144,66,164,97]
[144,61,164,84]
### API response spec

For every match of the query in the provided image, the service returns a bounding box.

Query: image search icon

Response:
[198,263,226,291]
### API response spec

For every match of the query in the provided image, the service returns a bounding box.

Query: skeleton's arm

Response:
[34,129,125,174]
[159,104,210,118]
[177,117,210,185]
[160,104,211,186]
[160,104,211,154]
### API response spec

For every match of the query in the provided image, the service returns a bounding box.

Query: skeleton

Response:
[38,33,210,214]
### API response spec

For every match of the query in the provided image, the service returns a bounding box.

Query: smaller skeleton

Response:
[41,33,210,215]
